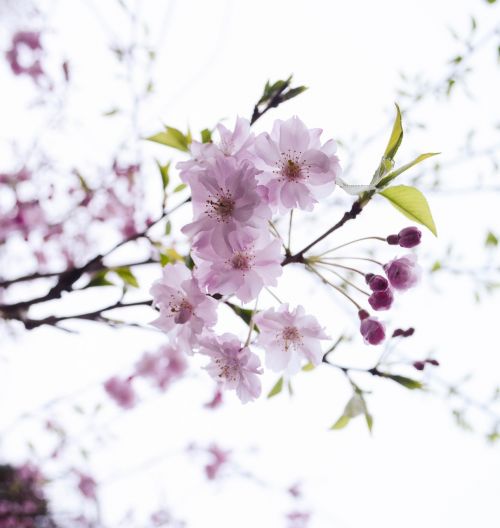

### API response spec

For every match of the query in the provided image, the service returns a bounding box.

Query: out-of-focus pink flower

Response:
[384,254,421,291]
[150,263,218,349]
[254,304,328,375]
[286,510,311,528]
[194,229,282,302]
[199,333,262,403]
[134,343,188,390]
[182,156,271,252]
[252,116,341,212]
[103,376,136,409]
[76,472,97,500]
[204,444,231,480]
[6,31,45,81]
[204,388,224,410]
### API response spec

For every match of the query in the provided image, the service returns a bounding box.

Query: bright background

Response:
[1,1,499,527]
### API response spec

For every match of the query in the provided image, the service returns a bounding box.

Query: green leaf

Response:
[114,267,139,288]
[268,377,284,398]
[225,302,257,330]
[159,248,184,266]
[201,128,212,143]
[379,185,437,236]
[301,362,315,372]
[383,103,403,161]
[485,231,498,247]
[87,271,115,288]
[330,414,350,430]
[147,126,190,152]
[156,160,170,189]
[165,220,172,236]
[377,153,440,188]
[281,85,308,102]
[173,183,187,193]
[385,374,423,390]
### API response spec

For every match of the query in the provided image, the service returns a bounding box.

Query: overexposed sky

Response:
[1,1,500,527]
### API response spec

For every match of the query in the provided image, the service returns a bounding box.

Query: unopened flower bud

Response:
[386,234,399,245]
[425,358,439,366]
[358,309,370,320]
[413,361,425,371]
[360,317,385,345]
[368,288,394,311]
[398,227,422,248]
[366,274,389,291]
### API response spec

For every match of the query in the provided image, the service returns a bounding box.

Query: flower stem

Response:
[307,264,363,310]
[317,236,386,256]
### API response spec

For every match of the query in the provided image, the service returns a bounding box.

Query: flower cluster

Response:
[150,117,424,402]
[104,342,187,408]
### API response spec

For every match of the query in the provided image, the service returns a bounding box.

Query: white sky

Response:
[1,1,500,527]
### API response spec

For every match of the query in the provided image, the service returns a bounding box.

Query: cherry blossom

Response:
[199,333,262,403]
[150,262,218,349]
[254,304,328,375]
[194,229,282,302]
[182,155,271,252]
[103,376,136,409]
[134,342,188,390]
[252,116,341,212]
[384,254,421,291]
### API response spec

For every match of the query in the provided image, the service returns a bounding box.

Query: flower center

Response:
[205,189,235,222]
[274,150,310,183]
[230,250,253,271]
[214,357,239,382]
[279,325,303,352]
[168,296,193,324]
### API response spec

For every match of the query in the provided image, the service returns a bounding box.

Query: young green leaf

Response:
[147,126,190,152]
[379,185,437,236]
[383,103,403,161]
[268,377,284,398]
[377,152,440,188]
[330,414,350,430]
[114,267,139,288]
[156,160,170,189]
[173,183,187,193]
[87,270,115,288]
[385,374,423,390]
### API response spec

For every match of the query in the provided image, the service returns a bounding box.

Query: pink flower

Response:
[178,117,253,183]
[150,262,218,349]
[254,304,328,375]
[216,116,254,158]
[194,230,282,302]
[368,288,394,311]
[252,116,341,212]
[103,376,136,409]
[76,473,97,500]
[134,343,187,390]
[199,333,262,403]
[6,31,45,81]
[286,511,311,528]
[359,312,386,345]
[182,156,271,252]
[204,444,231,480]
[383,254,421,291]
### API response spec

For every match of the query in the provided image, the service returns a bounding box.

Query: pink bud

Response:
[398,226,422,248]
[360,317,385,345]
[368,288,394,311]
